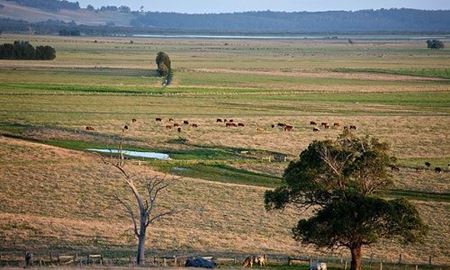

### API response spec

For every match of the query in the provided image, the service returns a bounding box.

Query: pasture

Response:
[0,34,449,265]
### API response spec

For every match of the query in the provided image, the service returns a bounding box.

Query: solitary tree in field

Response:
[265,132,427,270]
[102,127,175,265]
[427,39,445,49]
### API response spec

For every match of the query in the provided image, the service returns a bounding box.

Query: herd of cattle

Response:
[84,117,448,174]
[148,117,359,133]
[85,117,357,133]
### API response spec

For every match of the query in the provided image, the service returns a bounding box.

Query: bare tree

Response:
[102,126,175,265]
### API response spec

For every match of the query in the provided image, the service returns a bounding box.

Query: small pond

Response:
[87,148,171,160]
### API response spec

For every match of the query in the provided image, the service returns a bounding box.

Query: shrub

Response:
[427,39,445,49]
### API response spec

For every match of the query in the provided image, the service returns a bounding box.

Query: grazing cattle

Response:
[85,126,95,131]
[415,167,422,173]
[224,119,228,122]
[217,119,222,122]
[169,118,174,122]
[389,165,400,172]
[435,167,443,174]
[310,262,327,270]
[284,125,293,131]
[321,122,328,127]
[271,124,275,128]
[132,118,137,123]
[333,122,340,127]
[191,124,199,128]
[177,127,182,132]
[425,162,431,168]
[238,123,245,127]
[173,123,180,127]
[165,125,172,129]
[277,123,286,127]
[350,125,357,130]
[343,126,349,130]
[252,255,267,267]
[226,122,237,127]
[324,124,330,129]
[155,118,162,122]
[243,257,253,268]
[310,121,317,125]
[123,125,129,130]
[313,128,320,132]
[183,120,189,125]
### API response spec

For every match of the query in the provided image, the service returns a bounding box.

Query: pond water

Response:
[87,149,171,160]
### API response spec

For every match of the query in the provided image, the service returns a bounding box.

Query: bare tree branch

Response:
[114,194,139,237]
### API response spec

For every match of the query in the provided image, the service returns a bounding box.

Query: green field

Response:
[0,34,449,265]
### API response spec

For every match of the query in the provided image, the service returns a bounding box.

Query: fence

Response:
[0,251,449,270]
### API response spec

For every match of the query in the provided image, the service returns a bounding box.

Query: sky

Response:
[77,0,450,13]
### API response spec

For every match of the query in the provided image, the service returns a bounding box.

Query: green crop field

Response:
[0,34,449,266]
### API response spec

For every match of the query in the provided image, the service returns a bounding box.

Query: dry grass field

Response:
[0,34,449,265]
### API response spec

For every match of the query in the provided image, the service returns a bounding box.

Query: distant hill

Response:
[1,0,450,34]
[132,9,450,33]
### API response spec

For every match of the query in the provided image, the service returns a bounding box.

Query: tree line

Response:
[130,9,450,33]
[0,40,56,60]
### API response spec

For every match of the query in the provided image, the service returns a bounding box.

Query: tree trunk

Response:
[136,226,147,265]
[350,245,363,270]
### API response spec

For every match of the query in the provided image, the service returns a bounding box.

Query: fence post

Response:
[399,254,402,264]
[174,256,177,266]
[416,265,419,270]
[429,256,432,266]
[344,260,348,270]
[380,260,383,270]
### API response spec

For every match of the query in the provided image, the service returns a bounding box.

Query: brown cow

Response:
[123,125,129,130]
[243,257,253,268]
[169,118,174,122]
[155,118,162,122]
[177,127,182,132]
[191,124,199,128]
[277,123,286,127]
[132,118,137,123]
[333,122,340,127]
[435,167,443,174]
[271,124,275,128]
[229,119,234,123]
[313,128,320,132]
[321,122,328,127]
[238,123,245,127]
[350,125,357,130]
[284,125,293,131]
[173,123,180,127]
[226,123,237,127]
[165,125,172,129]
[86,126,95,131]
[324,124,330,129]
[310,121,317,125]
[183,120,189,125]
[217,119,223,122]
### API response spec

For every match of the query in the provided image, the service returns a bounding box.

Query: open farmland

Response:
[0,34,449,265]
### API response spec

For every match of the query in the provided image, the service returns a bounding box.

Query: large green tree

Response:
[265,132,427,270]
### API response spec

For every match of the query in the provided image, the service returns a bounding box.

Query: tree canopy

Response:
[265,132,427,270]
[0,40,55,60]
